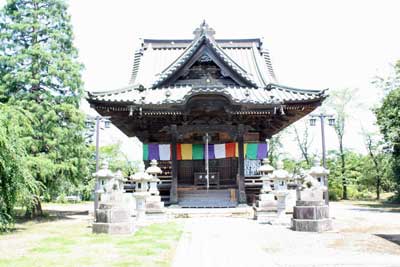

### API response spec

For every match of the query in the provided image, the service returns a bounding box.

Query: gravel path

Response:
[172,202,400,267]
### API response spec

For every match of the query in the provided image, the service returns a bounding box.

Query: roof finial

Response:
[193,20,215,38]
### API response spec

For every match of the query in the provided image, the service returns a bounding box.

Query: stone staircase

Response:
[178,189,237,208]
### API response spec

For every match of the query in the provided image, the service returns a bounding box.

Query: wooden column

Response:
[237,125,246,203]
[170,125,178,204]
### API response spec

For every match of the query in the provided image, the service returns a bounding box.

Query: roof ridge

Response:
[269,83,328,94]
[88,84,139,96]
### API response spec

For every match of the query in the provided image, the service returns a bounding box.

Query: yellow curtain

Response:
[235,143,247,157]
[181,144,193,160]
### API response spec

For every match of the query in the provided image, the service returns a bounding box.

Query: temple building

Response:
[87,22,327,207]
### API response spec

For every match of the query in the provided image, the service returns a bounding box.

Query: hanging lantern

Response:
[309,118,316,126]
[104,120,111,129]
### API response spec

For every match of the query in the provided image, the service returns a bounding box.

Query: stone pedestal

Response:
[271,190,290,225]
[291,200,332,232]
[146,195,166,220]
[134,191,149,223]
[253,193,277,224]
[93,202,135,234]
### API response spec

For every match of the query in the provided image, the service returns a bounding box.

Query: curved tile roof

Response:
[88,22,327,108]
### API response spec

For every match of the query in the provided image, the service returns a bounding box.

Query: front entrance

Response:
[177,158,238,207]
[178,158,238,187]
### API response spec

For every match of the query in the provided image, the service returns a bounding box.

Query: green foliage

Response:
[375,61,400,201]
[19,98,91,202]
[0,103,41,230]
[0,0,83,103]
[326,150,394,201]
[0,0,92,223]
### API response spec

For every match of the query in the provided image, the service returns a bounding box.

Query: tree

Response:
[328,88,358,199]
[0,103,40,229]
[376,88,400,201]
[374,60,400,201]
[291,118,314,167]
[0,0,83,103]
[0,0,91,216]
[361,129,386,200]
[267,132,284,166]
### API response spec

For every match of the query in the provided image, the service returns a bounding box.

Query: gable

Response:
[160,44,247,88]
[152,33,258,89]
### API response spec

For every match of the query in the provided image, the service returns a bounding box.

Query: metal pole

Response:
[320,115,326,168]
[94,116,100,215]
[95,116,100,172]
[320,115,329,205]
[205,133,209,191]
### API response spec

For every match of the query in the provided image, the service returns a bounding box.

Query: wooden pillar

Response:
[237,125,246,203]
[170,125,178,204]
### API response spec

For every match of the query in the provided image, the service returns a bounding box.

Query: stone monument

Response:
[292,159,332,232]
[253,159,276,223]
[145,160,166,219]
[92,163,135,234]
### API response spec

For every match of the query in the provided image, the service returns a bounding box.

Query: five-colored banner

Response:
[143,143,268,161]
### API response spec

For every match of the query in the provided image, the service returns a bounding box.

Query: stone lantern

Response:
[145,160,165,218]
[309,158,330,199]
[92,163,134,234]
[146,160,162,196]
[271,161,290,223]
[114,170,125,191]
[93,162,114,199]
[253,158,276,224]
[292,159,332,232]
[130,171,153,223]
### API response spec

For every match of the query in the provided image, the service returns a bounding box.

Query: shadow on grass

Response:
[4,209,89,234]
[376,234,400,247]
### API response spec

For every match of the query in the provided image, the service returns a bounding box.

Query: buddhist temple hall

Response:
[87,22,327,207]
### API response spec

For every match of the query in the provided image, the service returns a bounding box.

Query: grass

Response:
[0,205,183,267]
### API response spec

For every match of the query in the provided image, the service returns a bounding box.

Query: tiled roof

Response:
[88,84,326,106]
[88,22,326,107]
[129,23,277,88]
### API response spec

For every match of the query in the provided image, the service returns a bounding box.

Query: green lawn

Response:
[0,210,183,267]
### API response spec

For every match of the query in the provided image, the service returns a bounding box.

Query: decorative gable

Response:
[151,21,258,89]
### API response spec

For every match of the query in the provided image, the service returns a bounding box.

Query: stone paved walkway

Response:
[172,203,400,267]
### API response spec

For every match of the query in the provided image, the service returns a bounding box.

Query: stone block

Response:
[296,200,325,207]
[293,205,329,220]
[254,209,277,224]
[95,207,131,223]
[291,218,332,232]
[92,221,135,235]
[299,189,324,202]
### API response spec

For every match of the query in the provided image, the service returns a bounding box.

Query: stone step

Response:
[178,189,237,208]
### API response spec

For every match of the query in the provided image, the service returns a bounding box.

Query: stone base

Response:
[291,218,332,232]
[146,210,167,221]
[146,196,164,210]
[292,199,332,232]
[293,204,329,220]
[253,207,277,224]
[96,206,131,223]
[92,221,135,234]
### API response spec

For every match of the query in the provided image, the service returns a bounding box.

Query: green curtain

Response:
[143,144,149,160]
[192,144,204,160]
[246,143,258,160]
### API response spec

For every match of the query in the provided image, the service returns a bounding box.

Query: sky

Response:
[2,0,400,160]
